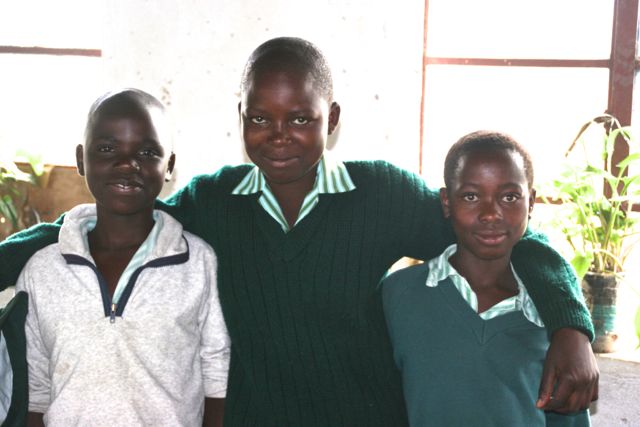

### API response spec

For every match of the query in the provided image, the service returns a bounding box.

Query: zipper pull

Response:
[110,303,117,323]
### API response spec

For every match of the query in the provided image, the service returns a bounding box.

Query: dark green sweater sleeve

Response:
[391,163,593,340]
[512,230,593,340]
[0,175,204,291]
[155,167,247,238]
[0,220,62,291]
[155,175,204,234]
[0,168,240,292]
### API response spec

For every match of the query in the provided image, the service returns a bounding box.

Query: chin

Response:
[100,202,155,217]
[475,249,511,261]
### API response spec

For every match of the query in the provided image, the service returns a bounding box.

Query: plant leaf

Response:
[571,253,592,280]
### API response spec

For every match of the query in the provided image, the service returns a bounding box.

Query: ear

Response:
[528,187,536,216]
[328,102,341,135]
[165,152,176,182]
[439,187,451,218]
[76,144,85,176]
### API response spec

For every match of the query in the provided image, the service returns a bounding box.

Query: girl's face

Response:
[239,67,340,191]
[440,149,535,263]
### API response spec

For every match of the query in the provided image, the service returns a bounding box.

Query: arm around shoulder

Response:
[511,230,599,414]
[157,167,245,236]
[365,162,455,261]
[0,219,62,291]
[511,229,593,338]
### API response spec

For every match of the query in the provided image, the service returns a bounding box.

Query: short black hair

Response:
[240,37,333,101]
[84,88,166,146]
[443,130,534,190]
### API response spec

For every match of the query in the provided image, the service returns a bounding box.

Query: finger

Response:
[567,372,599,412]
[536,364,556,409]
[542,375,573,412]
[546,378,594,413]
[591,377,599,402]
[561,389,589,413]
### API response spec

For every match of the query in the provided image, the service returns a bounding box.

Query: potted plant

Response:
[541,114,640,352]
[0,151,48,240]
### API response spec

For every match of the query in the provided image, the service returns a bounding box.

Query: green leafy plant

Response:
[0,151,46,239]
[541,114,640,279]
[540,114,640,349]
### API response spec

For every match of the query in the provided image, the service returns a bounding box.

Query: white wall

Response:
[2,1,425,195]
[105,0,425,194]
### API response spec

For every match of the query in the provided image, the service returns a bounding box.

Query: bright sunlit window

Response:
[421,0,618,187]
[0,0,105,165]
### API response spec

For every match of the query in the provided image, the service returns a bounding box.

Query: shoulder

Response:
[16,243,64,290]
[344,160,412,179]
[182,229,217,261]
[344,160,428,191]
[382,263,431,311]
[184,164,254,194]
[157,210,218,259]
[23,243,63,269]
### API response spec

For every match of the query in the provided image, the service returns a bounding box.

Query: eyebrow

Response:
[457,181,527,189]
[91,135,163,146]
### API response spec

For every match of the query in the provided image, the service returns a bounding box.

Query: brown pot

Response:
[581,272,620,353]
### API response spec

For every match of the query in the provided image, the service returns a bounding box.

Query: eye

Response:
[139,148,160,158]
[250,116,266,124]
[96,144,114,153]
[292,116,309,125]
[502,193,521,203]
[461,193,478,202]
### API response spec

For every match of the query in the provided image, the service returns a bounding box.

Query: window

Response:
[0,0,104,165]
[419,0,637,188]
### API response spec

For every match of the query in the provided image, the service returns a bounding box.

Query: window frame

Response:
[418,0,639,179]
[0,46,101,57]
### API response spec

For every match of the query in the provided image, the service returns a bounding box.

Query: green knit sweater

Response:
[0,161,592,427]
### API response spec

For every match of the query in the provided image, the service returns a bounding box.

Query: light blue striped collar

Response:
[426,244,544,327]
[231,153,356,232]
[79,211,164,305]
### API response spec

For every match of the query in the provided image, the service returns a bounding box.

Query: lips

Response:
[264,154,297,168]
[474,231,508,245]
[107,179,143,193]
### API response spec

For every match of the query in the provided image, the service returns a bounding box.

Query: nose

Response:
[478,199,502,223]
[114,155,140,173]
[268,121,291,146]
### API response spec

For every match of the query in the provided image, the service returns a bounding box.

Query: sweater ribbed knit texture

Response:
[0,160,593,427]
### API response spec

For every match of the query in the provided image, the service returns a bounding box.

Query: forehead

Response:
[456,149,528,184]
[89,104,168,141]
[90,100,165,130]
[244,66,326,103]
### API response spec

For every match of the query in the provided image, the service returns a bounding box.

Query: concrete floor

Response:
[591,354,640,426]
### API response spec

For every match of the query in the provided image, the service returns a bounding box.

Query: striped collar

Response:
[66,205,165,306]
[231,153,356,232]
[426,244,544,327]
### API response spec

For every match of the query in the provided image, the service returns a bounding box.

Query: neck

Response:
[89,210,155,251]
[448,249,516,293]
[267,165,318,228]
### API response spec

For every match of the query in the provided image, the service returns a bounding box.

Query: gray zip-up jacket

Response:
[16,204,230,426]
